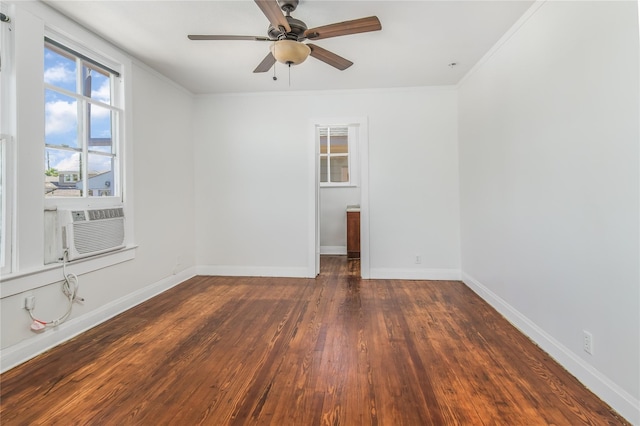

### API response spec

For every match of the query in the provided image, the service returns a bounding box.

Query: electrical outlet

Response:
[24,295,35,311]
[415,255,422,264]
[583,330,593,355]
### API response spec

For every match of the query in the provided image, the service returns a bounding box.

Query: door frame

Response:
[308,117,369,278]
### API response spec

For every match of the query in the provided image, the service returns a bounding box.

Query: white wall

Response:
[128,64,196,284]
[193,87,460,279]
[0,2,196,370]
[320,186,360,253]
[458,1,639,422]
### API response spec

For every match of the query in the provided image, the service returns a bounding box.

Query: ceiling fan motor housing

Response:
[268,15,307,41]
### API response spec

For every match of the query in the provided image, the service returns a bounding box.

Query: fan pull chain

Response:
[288,63,291,87]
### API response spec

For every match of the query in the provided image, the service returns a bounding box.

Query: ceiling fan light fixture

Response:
[270,39,311,65]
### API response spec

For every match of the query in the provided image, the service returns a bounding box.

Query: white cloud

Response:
[44,65,75,85]
[92,80,111,104]
[45,100,77,135]
[90,103,111,119]
[88,156,112,173]
[51,151,112,174]
[54,152,79,171]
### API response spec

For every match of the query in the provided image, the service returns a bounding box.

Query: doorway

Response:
[309,117,369,278]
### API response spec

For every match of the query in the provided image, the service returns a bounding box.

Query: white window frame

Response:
[1,3,15,275]
[43,31,124,211]
[318,124,360,188]
[0,134,14,275]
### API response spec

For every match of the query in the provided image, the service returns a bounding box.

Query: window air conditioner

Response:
[58,207,126,261]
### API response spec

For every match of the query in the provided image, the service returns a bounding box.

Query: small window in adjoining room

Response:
[44,37,121,199]
[319,125,358,187]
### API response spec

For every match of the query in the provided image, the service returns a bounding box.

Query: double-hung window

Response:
[44,37,121,199]
[319,125,359,187]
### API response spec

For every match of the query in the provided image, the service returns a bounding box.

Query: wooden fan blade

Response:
[188,35,273,41]
[305,16,381,41]
[254,0,291,33]
[308,44,353,71]
[253,52,277,73]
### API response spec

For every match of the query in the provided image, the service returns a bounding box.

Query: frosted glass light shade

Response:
[270,40,311,65]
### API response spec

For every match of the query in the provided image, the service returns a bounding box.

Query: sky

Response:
[44,46,114,175]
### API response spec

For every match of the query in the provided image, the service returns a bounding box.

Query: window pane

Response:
[331,135,348,154]
[330,127,348,154]
[45,89,79,148]
[83,64,111,105]
[88,103,113,153]
[320,130,328,154]
[330,156,349,183]
[45,148,82,197]
[87,153,114,197]
[320,156,328,182]
[44,46,76,93]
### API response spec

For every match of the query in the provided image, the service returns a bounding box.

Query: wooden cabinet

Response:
[347,211,360,259]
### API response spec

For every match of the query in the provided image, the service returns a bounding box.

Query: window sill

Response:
[0,245,137,298]
[320,183,359,188]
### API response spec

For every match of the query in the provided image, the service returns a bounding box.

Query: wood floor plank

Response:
[0,256,630,425]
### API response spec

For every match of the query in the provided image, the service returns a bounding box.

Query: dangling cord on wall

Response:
[26,250,84,332]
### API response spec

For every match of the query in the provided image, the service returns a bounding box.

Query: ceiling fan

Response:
[188,0,381,73]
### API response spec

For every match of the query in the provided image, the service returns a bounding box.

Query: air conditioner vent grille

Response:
[72,218,125,255]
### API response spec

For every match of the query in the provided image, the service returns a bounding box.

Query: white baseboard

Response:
[0,267,196,373]
[197,265,311,278]
[320,246,347,255]
[462,272,640,425]
[370,267,461,281]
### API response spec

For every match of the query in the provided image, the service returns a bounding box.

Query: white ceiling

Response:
[42,0,535,94]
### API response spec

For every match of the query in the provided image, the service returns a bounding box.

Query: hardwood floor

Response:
[0,256,628,425]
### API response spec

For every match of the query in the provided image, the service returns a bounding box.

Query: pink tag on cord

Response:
[30,321,46,332]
